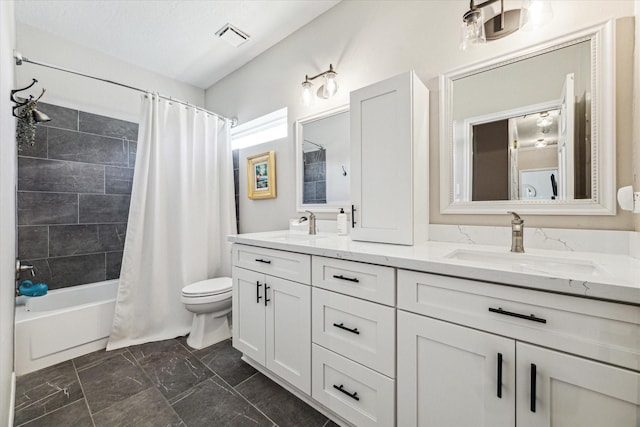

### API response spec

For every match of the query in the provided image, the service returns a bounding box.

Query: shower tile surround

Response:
[302,149,326,204]
[13,337,337,427]
[17,102,137,290]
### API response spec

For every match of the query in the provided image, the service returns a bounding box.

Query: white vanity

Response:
[230,231,640,427]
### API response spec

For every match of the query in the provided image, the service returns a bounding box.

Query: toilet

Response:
[181,277,232,349]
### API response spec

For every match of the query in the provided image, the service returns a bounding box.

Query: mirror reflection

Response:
[452,39,591,203]
[296,108,349,211]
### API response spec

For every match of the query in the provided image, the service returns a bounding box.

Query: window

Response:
[231,107,287,150]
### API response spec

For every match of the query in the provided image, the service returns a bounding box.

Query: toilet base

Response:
[186,312,231,350]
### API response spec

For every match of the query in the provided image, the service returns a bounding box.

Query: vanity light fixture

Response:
[300,64,338,106]
[534,138,547,148]
[460,0,553,50]
[536,112,553,128]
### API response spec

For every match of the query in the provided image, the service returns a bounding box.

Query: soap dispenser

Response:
[337,208,348,236]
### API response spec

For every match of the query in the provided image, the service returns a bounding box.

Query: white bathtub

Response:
[15,280,118,375]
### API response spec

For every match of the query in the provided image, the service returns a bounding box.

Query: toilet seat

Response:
[182,277,232,298]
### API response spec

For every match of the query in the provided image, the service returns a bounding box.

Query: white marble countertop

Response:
[229,231,640,305]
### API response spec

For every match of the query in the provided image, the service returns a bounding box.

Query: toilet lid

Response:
[182,277,232,297]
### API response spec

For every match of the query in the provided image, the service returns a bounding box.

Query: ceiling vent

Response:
[215,23,250,47]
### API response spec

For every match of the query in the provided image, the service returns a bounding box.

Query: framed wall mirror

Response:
[440,20,615,215]
[295,105,350,212]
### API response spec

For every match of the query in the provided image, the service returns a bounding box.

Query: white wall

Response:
[15,23,205,122]
[205,0,637,232]
[0,1,16,423]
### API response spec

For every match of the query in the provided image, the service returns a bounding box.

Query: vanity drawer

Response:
[312,344,395,427]
[312,288,395,377]
[232,244,310,284]
[397,269,640,371]
[312,256,395,305]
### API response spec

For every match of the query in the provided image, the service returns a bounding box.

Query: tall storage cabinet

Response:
[350,71,429,245]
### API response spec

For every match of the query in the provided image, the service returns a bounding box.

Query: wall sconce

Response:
[460,0,553,51]
[300,64,338,106]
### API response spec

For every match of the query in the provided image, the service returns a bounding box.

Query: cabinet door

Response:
[232,267,265,364]
[517,342,640,427]
[350,72,413,245]
[397,311,515,427]
[265,276,311,394]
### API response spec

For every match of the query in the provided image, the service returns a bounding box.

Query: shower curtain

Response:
[107,94,237,350]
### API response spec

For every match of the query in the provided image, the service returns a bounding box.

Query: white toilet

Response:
[181,277,232,349]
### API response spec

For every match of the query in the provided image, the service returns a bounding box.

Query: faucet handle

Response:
[507,211,523,224]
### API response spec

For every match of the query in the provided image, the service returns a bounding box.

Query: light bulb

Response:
[534,138,547,148]
[521,0,553,31]
[323,72,338,98]
[300,80,313,106]
[460,9,486,51]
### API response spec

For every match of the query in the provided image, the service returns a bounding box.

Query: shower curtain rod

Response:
[14,51,238,126]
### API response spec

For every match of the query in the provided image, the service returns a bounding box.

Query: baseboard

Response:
[241,355,353,427]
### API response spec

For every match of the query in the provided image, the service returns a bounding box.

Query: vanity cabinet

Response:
[397,269,640,427]
[350,71,429,245]
[310,256,396,427]
[231,245,311,394]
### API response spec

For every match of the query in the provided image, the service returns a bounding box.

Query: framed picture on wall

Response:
[247,151,277,200]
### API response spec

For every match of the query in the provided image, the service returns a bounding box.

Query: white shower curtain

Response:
[107,94,237,350]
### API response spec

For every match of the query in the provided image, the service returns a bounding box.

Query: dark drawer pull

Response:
[333,384,359,401]
[255,258,271,264]
[264,284,270,306]
[488,307,546,324]
[333,274,359,283]
[256,281,262,304]
[497,353,503,398]
[333,322,360,335]
[351,205,357,228]
[530,363,537,413]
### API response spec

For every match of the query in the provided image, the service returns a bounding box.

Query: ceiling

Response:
[14,0,340,89]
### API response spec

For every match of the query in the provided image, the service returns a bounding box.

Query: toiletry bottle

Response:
[337,208,348,236]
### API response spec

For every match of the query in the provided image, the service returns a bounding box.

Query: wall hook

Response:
[11,78,47,119]
[342,165,347,176]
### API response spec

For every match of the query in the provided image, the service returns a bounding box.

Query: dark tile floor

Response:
[14,337,340,427]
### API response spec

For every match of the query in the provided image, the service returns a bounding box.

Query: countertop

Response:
[229,231,640,305]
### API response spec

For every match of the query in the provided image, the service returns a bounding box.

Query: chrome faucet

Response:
[508,211,524,253]
[305,210,317,235]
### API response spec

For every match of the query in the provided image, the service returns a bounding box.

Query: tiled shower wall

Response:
[17,102,138,290]
[302,149,326,204]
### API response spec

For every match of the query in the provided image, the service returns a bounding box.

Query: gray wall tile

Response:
[79,111,139,141]
[18,125,47,158]
[37,102,79,131]
[18,192,78,225]
[48,128,128,166]
[20,253,106,290]
[18,226,48,259]
[79,194,131,223]
[128,141,137,168]
[105,166,134,194]
[49,224,126,257]
[106,251,123,280]
[18,157,105,193]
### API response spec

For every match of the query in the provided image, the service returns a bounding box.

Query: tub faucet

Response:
[508,211,524,253]
[305,210,317,235]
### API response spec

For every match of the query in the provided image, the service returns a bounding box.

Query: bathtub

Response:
[14,279,118,375]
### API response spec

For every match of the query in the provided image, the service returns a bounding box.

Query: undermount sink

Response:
[271,232,328,242]
[444,249,607,277]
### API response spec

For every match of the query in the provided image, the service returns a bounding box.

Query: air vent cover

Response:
[215,23,250,47]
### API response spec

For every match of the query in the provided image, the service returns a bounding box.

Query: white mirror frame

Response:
[439,20,615,215]
[295,105,350,213]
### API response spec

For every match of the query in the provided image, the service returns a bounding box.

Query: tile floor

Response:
[14,337,339,427]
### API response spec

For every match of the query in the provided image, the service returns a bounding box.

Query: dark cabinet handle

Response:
[264,284,270,306]
[351,205,357,228]
[497,353,503,398]
[333,323,360,335]
[333,384,359,401]
[255,258,271,264]
[530,363,537,413]
[332,274,360,283]
[488,307,546,324]
[256,281,262,304]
